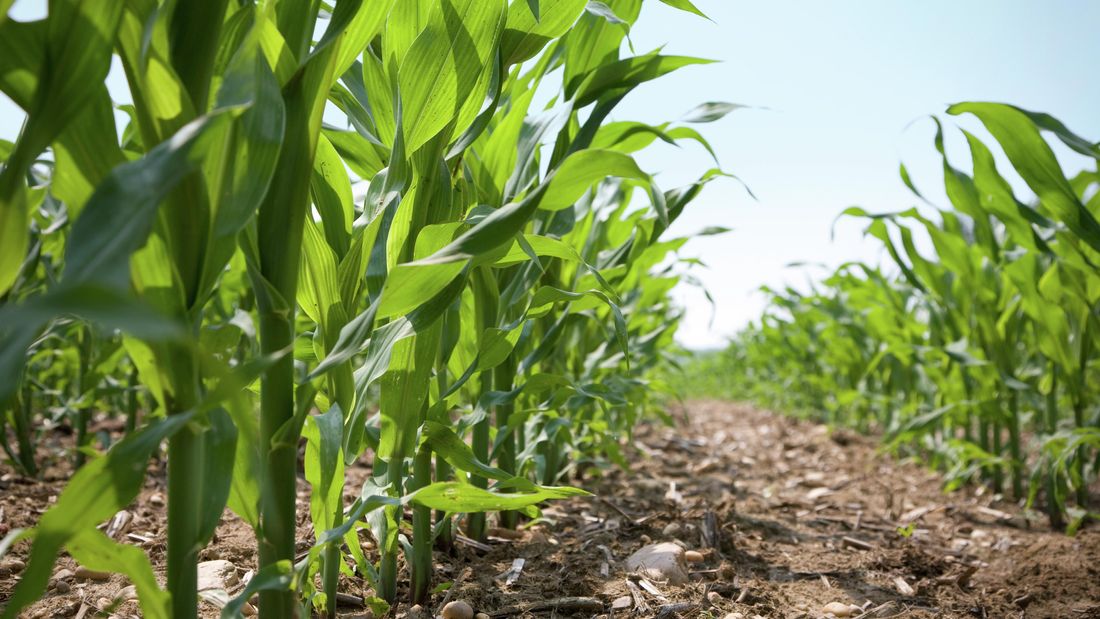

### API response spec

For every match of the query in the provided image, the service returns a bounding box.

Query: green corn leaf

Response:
[409,481,589,513]
[572,51,714,107]
[373,149,645,320]
[0,285,186,405]
[312,134,356,255]
[64,112,234,289]
[947,102,1100,253]
[0,0,124,295]
[332,0,397,80]
[501,0,587,66]
[304,406,346,533]
[222,388,262,529]
[220,561,295,619]
[50,88,126,216]
[199,38,287,301]
[198,409,239,546]
[324,128,387,178]
[585,1,629,27]
[540,149,649,211]
[399,0,507,151]
[657,0,708,19]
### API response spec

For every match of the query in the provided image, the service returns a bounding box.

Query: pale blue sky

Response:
[3,1,1098,348]
[621,1,1100,347]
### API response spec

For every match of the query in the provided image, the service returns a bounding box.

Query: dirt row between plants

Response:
[2,400,1098,618]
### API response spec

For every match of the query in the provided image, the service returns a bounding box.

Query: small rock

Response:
[0,558,24,580]
[75,566,111,581]
[441,600,474,619]
[96,597,112,609]
[684,550,704,563]
[639,534,652,544]
[625,542,689,585]
[406,604,430,619]
[198,560,239,591]
[115,585,138,601]
[54,580,71,593]
[0,557,26,575]
[475,614,490,619]
[821,601,859,617]
[148,493,164,507]
[611,596,632,610]
[706,591,722,605]
[662,522,682,537]
[722,613,744,619]
[242,602,257,616]
[54,568,76,580]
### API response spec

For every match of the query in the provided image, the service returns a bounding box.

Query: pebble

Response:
[684,550,705,563]
[722,613,744,619]
[197,559,239,591]
[821,601,860,617]
[54,580,71,593]
[54,568,75,580]
[625,542,689,585]
[475,614,490,619]
[75,566,111,581]
[242,602,257,616]
[115,585,138,601]
[441,600,474,619]
[706,591,722,605]
[406,604,430,619]
[0,558,26,576]
[662,522,683,537]
[612,595,633,610]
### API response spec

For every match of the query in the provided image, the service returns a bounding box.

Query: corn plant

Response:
[707,104,1100,531]
[1,0,724,617]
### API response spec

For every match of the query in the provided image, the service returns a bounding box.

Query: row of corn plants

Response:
[0,0,729,617]
[700,104,1100,532]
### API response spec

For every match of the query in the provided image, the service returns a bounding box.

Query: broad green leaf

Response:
[399,0,507,151]
[572,52,714,107]
[65,112,235,289]
[540,149,648,211]
[304,406,346,533]
[948,102,1100,254]
[501,0,587,66]
[0,0,125,295]
[409,481,589,513]
[198,409,239,547]
[657,0,708,19]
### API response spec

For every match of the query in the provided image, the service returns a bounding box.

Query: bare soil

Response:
[2,400,1098,618]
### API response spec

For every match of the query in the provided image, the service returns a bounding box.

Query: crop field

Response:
[0,1,1097,619]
